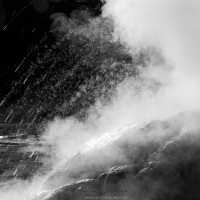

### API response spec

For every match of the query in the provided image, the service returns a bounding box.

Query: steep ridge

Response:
[34,111,200,200]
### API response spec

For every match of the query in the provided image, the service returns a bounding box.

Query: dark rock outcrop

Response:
[38,112,200,200]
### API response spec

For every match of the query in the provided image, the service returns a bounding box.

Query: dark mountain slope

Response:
[35,112,200,200]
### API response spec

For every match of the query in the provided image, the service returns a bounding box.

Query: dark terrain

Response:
[35,112,200,200]
[1,1,200,200]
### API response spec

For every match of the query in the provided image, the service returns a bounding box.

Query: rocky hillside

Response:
[33,111,200,200]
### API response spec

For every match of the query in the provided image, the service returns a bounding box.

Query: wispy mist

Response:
[102,0,200,116]
[38,0,200,194]
[2,0,200,199]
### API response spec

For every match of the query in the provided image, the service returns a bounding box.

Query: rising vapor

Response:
[102,0,200,118]
[38,0,200,196]
[1,0,200,199]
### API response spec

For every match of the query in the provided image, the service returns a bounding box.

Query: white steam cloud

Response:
[100,0,200,122]
[38,0,200,195]
[2,1,200,199]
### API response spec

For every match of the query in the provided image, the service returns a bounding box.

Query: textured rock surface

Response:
[39,112,200,200]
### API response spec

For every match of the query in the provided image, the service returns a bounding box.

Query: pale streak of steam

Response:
[3,1,200,199]
[42,0,200,187]
[41,117,101,164]
[37,1,200,199]
[101,0,200,120]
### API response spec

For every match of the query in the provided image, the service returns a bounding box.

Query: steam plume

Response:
[2,1,200,199]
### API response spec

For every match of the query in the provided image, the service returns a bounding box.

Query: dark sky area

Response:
[0,0,103,103]
[0,0,122,129]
